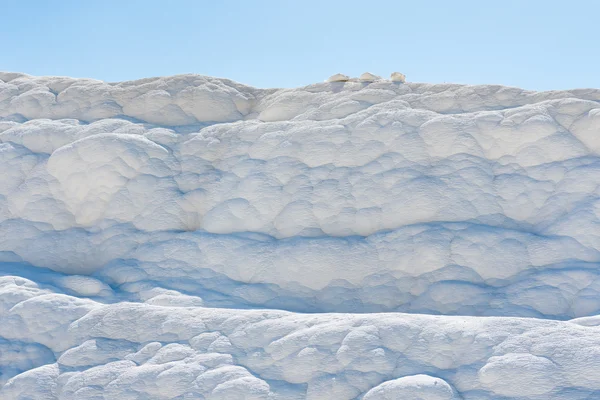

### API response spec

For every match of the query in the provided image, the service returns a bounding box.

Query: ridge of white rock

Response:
[2,71,600,399]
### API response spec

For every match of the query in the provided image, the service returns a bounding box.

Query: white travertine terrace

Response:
[1,71,600,399]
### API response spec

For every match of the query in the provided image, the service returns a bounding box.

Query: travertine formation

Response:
[1,72,600,399]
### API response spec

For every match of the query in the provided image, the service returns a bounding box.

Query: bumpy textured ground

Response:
[1,72,600,399]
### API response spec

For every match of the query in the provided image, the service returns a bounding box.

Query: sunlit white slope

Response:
[2,72,600,399]
[2,73,600,317]
[2,275,600,399]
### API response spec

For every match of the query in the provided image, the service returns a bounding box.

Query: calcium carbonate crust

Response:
[2,72,600,399]
[2,275,600,399]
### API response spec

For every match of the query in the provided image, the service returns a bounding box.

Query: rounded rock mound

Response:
[363,375,461,400]
[390,71,406,83]
[326,73,350,82]
[359,72,381,82]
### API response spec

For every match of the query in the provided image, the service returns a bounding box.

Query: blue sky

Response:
[2,0,599,90]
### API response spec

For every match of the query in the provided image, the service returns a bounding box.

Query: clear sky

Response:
[2,0,599,90]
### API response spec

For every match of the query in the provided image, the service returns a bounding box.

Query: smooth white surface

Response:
[2,72,600,399]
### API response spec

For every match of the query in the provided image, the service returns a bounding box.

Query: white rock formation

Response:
[390,71,406,82]
[359,72,381,81]
[326,73,350,82]
[2,71,600,399]
[363,375,461,399]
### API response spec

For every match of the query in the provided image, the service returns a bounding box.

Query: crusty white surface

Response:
[2,72,600,398]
